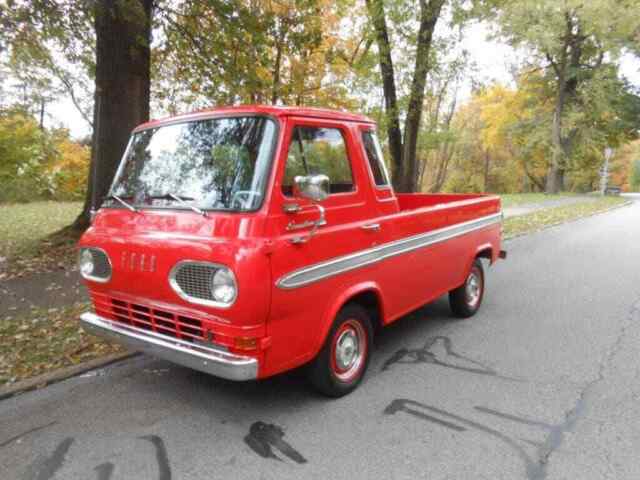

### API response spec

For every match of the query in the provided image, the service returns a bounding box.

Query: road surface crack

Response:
[533,297,640,479]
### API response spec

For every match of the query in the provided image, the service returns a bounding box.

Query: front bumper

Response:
[80,312,258,381]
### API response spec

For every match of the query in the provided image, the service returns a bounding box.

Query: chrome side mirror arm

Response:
[289,204,326,244]
[285,173,330,244]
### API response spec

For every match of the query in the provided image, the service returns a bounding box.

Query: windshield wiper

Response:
[151,193,207,217]
[103,194,138,212]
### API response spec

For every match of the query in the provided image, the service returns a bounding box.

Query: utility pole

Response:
[600,147,614,196]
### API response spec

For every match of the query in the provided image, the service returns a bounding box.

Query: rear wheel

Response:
[308,304,373,397]
[449,259,485,318]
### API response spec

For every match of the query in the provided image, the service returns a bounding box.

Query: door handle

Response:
[361,223,381,232]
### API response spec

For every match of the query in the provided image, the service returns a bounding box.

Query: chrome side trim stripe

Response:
[277,212,502,290]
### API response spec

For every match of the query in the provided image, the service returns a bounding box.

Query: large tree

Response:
[77,0,153,230]
[153,0,357,111]
[365,0,446,192]
[2,0,154,230]
[445,70,640,194]
[495,0,640,193]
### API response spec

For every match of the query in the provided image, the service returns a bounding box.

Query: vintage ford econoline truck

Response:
[79,106,504,396]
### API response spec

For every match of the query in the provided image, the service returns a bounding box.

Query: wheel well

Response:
[345,290,383,330]
[476,247,493,262]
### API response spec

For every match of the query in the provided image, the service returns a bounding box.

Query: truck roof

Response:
[134,105,376,132]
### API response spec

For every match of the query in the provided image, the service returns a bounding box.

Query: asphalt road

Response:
[1,198,639,480]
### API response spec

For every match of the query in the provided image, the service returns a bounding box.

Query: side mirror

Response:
[293,174,330,203]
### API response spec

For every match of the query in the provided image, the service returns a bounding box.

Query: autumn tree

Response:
[443,84,536,194]
[2,1,154,230]
[445,68,640,194]
[153,0,357,111]
[81,0,153,230]
[417,50,470,192]
[495,0,640,193]
[476,78,553,192]
[365,0,447,192]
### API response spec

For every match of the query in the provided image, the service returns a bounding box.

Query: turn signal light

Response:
[234,337,259,350]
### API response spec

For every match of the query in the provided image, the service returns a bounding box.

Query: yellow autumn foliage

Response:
[445,74,554,193]
[47,137,90,200]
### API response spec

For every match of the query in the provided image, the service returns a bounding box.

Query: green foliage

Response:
[0,112,51,202]
[492,0,640,192]
[0,112,89,202]
[1,1,95,126]
[2,0,639,201]
[444,66,640,195]
[153,0,358,110]
[631,160,640,191]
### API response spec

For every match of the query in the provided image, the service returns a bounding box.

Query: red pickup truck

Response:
[79,106,504,396]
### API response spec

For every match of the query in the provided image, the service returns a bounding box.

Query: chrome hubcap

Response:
[466,272,481,307]
[335,329,359,370]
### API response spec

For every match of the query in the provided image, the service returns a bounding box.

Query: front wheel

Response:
[307,304,373,397]
[449,259,485,318]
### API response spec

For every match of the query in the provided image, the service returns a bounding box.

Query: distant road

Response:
[1,198,639,480]
[502,194,596,218]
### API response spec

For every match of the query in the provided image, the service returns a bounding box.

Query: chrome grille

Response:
[172,262,218,302]
[107,298,205,342]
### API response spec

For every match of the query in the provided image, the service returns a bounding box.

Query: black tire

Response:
[449,259,485,318]
[307,304,373,397]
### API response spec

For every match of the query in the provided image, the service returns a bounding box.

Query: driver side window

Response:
[282,126,354,196]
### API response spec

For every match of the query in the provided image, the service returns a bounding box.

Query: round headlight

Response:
[210,268,237,304]
[79,249,94,277]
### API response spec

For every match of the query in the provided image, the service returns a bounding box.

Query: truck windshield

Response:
[107,116,276,212]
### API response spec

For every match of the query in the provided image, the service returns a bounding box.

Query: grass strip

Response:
[0,201,82,276]
[499,193,574,209]
[503,196,627,239]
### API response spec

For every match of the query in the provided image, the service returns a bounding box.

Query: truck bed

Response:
[395,193,500,212]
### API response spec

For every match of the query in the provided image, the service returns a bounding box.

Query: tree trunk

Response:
[545,14,584,194]
[39,98,45,130]
[546,108,565,194]
[483,150,490,192]
[271,38,283,105]
[399,0,445,193]
[271,19,288,105]
[521,172,530,193]
[72,0,152,231]
[365,0,403,188]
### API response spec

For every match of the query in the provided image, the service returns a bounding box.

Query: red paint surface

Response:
[80,106,502,379]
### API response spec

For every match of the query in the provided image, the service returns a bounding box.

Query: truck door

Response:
[265,117,382,368]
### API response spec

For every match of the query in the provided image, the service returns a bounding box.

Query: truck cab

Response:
[79,105,503,396]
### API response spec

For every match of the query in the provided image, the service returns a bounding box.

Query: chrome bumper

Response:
[80,312,258,381]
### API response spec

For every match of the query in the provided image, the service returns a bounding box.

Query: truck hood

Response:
[89,207,265,239]
[79,207,271,327]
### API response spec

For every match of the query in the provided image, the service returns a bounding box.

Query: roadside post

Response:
[600,147,614,196]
